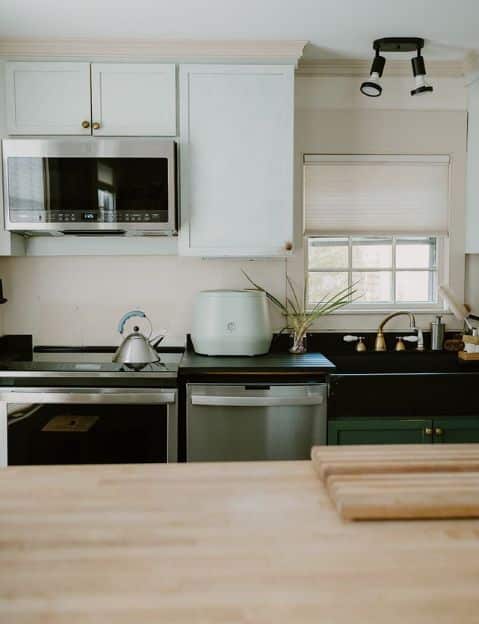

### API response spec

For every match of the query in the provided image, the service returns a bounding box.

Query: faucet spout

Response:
[413,327,424,351]
[375,311,419,352]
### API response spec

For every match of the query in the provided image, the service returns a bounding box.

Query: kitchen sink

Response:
[328,353,479,421]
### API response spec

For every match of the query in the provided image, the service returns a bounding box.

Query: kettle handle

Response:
[118,310,147,334]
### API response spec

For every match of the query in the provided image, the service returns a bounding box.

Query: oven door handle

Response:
[189,394,324,407]
[0,389,176,405]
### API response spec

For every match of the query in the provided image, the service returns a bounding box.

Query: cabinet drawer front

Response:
[433,417,479,443]
[91,63,176,136]
[328,418,433,445]
[6,62,91,136]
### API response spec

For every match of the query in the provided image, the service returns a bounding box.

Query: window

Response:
[307,236,440,310]
[303,154,450,312]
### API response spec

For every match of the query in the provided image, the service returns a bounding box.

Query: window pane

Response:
[308,237,348,270]
[352,238,392,269]
[396,238,436,269]
[308,272,348,305]
[352,271,392,303]
[396,271,435,302]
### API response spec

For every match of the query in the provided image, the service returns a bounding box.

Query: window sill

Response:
[308,307,450,316]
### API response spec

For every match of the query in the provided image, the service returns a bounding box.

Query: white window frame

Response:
[305,235,448,314]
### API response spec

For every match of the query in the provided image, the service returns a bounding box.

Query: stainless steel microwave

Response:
[2,138,177,235]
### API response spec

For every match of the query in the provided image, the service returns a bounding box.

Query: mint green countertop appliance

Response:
[191,290,273,356]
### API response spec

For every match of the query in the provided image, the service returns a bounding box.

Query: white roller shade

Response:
[304,155,450,235]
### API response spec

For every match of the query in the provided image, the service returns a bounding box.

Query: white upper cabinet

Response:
[6,62,92,135]
[179,64,294,257]
[91,64,176,136]
[6,62,176,137]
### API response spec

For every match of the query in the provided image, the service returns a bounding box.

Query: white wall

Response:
[0,256,287,346]
[0,71,472,345]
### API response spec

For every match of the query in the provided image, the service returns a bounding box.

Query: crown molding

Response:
[0,38,307,65]
[297,58,465,78]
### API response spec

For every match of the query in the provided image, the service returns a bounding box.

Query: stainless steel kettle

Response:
[113,310,166,367]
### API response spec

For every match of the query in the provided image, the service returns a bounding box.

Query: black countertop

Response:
[328,351,479,374]
[3,333,479,379]
[179,351,336,375]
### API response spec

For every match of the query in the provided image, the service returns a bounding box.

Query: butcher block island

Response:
[2,456,479,624]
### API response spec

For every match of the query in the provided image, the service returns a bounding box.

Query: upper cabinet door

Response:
[178,65,295,257]
[91,63,176,136]
[6,62,92,135]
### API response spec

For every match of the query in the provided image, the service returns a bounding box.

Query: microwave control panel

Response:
[9,211,168,224]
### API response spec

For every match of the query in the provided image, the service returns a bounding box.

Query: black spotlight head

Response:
[360,80,382,97]
[411,83,434,96]
[360,53,385,97]
[411,54,433,96]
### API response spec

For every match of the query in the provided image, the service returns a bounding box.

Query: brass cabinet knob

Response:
[81,120,90,129]
[424,427,433,436]
[435,427,444,436]
[284,241,293,252]
[92,122,101,130]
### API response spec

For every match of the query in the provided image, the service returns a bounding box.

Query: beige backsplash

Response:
[0,255,288,346]
[0,249,472,347]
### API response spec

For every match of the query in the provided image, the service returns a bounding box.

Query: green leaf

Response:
[242,271,361,326]
[242,270,289,315]
[286,273,302,313]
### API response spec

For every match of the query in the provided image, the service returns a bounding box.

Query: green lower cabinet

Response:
[328,418,433,445]
[432,418,479,443]
[328,416,479,445]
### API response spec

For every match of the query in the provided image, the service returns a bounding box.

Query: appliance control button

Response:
[82,212,97,221]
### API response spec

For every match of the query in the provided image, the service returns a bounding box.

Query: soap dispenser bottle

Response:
[430,316,445,351]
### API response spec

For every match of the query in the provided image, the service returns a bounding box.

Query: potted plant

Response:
[242,270,358,354]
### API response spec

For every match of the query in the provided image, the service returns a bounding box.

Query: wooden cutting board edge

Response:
[311,445,479,521]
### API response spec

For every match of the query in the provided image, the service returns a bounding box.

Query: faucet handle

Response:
[343,334,360,343]
[402,335,418,343]
[343,335,367,351]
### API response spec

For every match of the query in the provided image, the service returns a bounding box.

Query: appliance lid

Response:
[196,289,266,297]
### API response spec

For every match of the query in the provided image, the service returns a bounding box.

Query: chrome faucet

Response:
[375,311,424,351]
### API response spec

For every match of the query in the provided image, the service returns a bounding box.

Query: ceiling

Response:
[0,0,478,61]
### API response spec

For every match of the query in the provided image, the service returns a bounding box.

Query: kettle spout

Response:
[150,332,167,350]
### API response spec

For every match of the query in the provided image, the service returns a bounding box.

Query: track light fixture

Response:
[360,37,433,98]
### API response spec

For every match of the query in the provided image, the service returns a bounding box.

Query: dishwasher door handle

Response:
[190,394,324,407]
[0,389,176,405]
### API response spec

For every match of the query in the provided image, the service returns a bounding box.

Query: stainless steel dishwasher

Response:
[186,383,327,462]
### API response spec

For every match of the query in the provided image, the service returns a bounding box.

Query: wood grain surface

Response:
[2,460,479,623]
[311,443,479,480]
[312,444,479,521]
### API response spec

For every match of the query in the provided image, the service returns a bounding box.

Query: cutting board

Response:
[311,444,479,521]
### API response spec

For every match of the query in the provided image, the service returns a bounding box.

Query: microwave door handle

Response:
[189,395,324,408]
